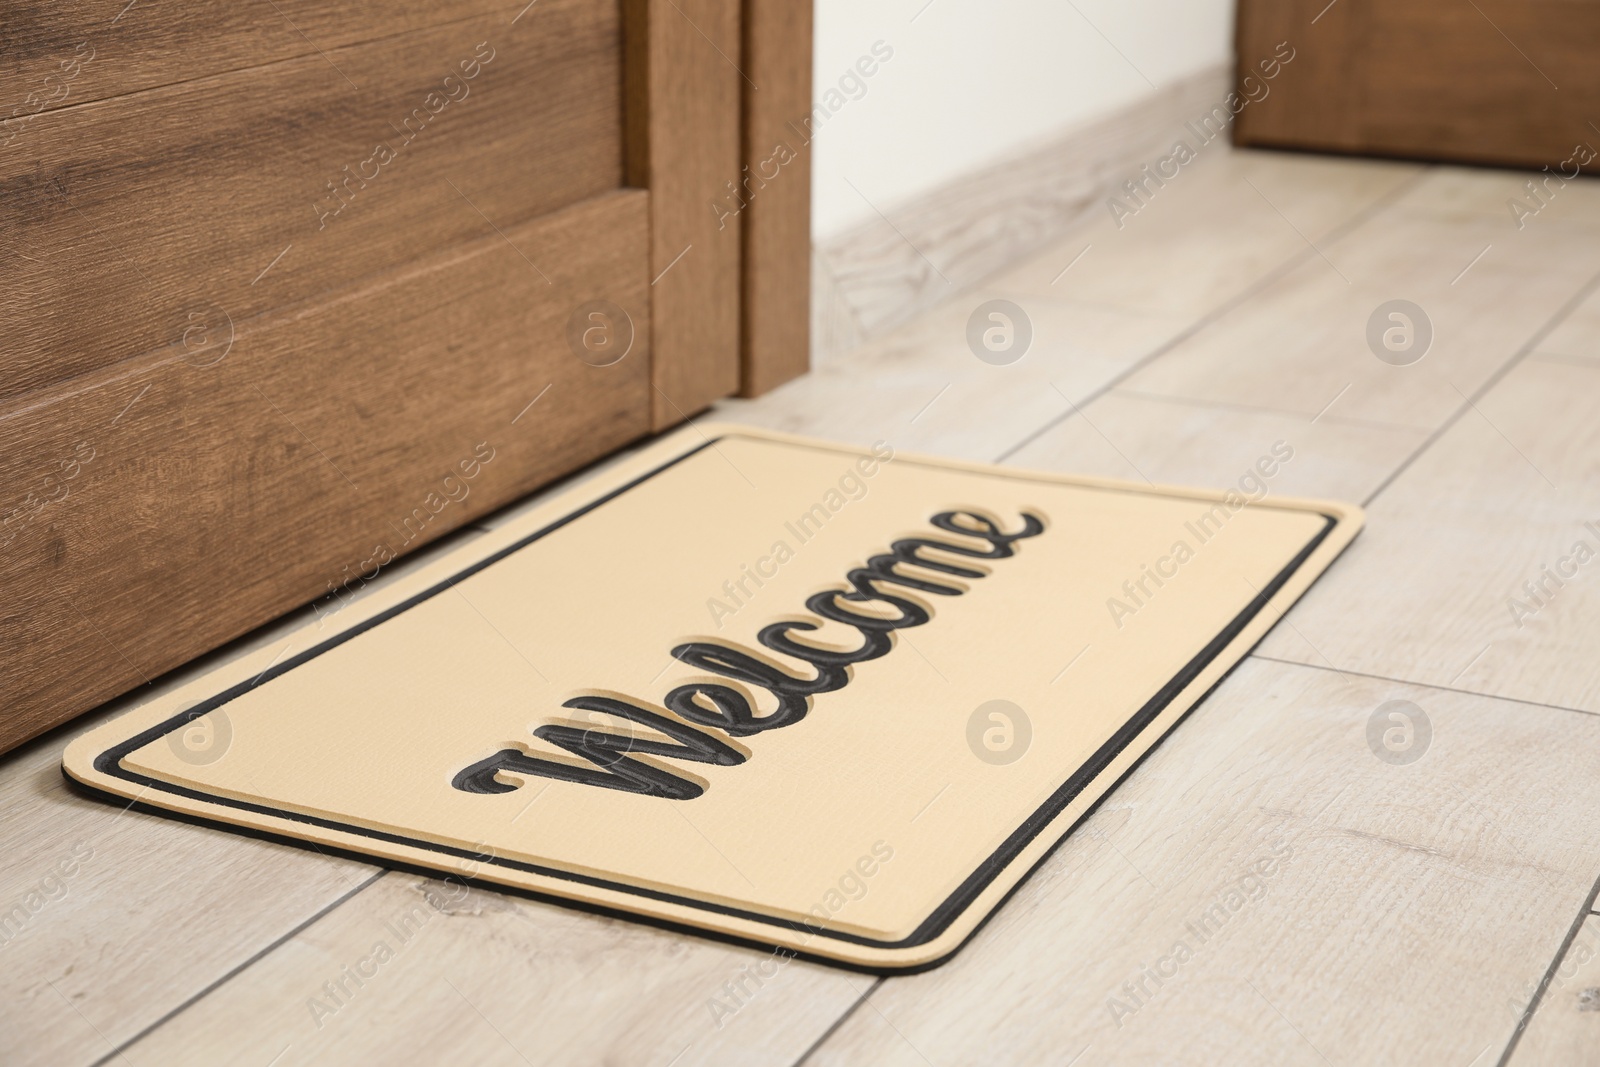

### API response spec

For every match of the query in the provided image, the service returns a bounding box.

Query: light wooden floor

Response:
[8,146,1600,1066]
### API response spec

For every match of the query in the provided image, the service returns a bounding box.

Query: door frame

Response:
[626,0,812,429]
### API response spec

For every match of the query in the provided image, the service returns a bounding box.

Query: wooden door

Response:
[1234,0,1600,173]
[0,0,807,752]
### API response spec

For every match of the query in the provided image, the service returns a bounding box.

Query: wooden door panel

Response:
[0,190,651,749]
[1,0,622,401]
[1235,0,1600,171]
[1231,0,1368,152]
[0,0,506,115]
[1358,0,1600,165]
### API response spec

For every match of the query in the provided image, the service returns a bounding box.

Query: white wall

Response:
[810,0,1236,241]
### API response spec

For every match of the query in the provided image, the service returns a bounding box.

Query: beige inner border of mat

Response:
[64,425,1362,972]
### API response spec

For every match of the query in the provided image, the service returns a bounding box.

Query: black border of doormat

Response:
[74,433,1338,964]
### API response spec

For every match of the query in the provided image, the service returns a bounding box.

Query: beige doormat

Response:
[64,426,1361,971]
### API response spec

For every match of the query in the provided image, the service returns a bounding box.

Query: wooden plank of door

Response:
[625,0,744,427]
[0,0,505,121]
[0,190,652,753]
[1235,0,1600,171]
[1353,0,1598,169]
[1232,0,1370,155]
[1,1,621,402]
[738,0,813,396]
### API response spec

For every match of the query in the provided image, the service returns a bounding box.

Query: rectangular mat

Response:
[63,426,1362,971]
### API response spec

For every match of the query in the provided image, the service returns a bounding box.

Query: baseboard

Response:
[812,64,1231,363]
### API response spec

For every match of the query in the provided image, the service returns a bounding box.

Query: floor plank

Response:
[1256,356,1600,714]
[992,150,1425,319]
[1540,284,1600,366]
[1118,167,1600,432]
[714,149,1425,469]
[804,658,1600,1067]
[0,532,491,1067]
[0,639,374,1067]
[715,294,1189,462]
[116,872,864,1066]
[1384,165,1600,230]
[1004,388,1427,504]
